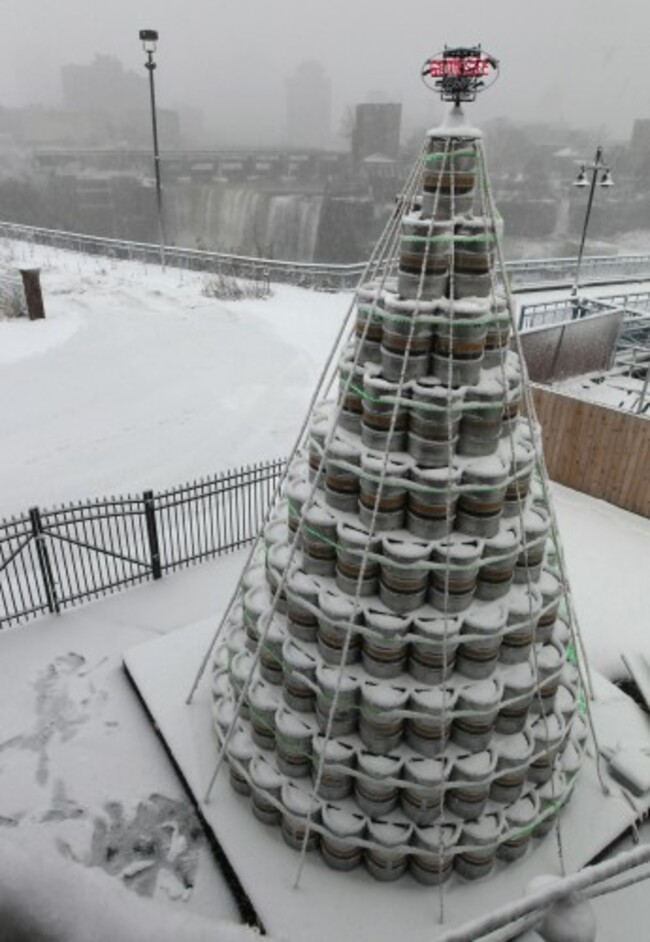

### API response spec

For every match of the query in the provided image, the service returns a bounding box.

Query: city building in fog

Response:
[352,102,401,162]
[285,61,332,149]
[61,55,146,116]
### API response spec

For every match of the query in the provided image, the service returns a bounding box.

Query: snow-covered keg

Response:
[452,678,502,752]
[454,216,496,274]
[354,282,384,364]
[501,584,542,665]
[401,756,445,825]
[458,376,505,458]
[361,370,410,452]
[335,521,382,597]
[532,770,568,838]
[532,642,566,715]
[248,680,278,751]
[410,823,460,885]
[265,542,293,616]
[410,613,462,682]
[337,351,366,433]
[362,606,410,678]
[446,750,496,820]
[286,477,311,542]
[483,298,511,369]
[365,820,412,882]
[497,661,536,734]
[429,535,483,613]
[498,793,539,861]
[407,465,461,539]
[490,731,534,804]
[422,135,477,217]
[226,729,255,796]
[536,567,564,643]
[503,439,535,516]
[285,570,320,643]
[315,665,360,737]
[514,503,551,583]
[528,712,565,785]
[455,813,501,880]
[380,295,434,381]
[354,752,403,818]
[320,806,366,871]
[380,535,431,614]
[312,735,356,801]
[317,588,364,665]
[250,756,283,826]
[359,452,412,531]
[397,216,451,301]
[281,783,320,852]
[476,526,519,600]
[275,708,313,779]
[456,603,506,679]
[258,613,287,685]
[281,638,316,713]
[359,682,409,754]
[324,436,362,513]
[456,456,508,539]
[406,687,456,757]
[301,504,338,577]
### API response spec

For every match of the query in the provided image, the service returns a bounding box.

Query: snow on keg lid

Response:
[327,435,362,460]
[227,729,255,763]
[242,563,266,591]
[496,731,533,763]
[410,686,456,712]
[382,535,432,562]
[555,684,576,716]
[523,503,551,535]
[282,638,316,670]
[416,822,459,851]
[462,813,501,844]
[383,292,439,314]
[362,682,409,709]
[257,613,286,644]
[562,741,582,776]
[413,613,463,638]
[484,526,519,552]
[286,477,311,503]
[322,805,366,837]
[316,663,360,694]
[412,463,463,484]
[368,819,412,847]
[213,697,236,732]
[364,605,411,635]
[507,584,543,621]
[267,541,293,571]
[250,755,284,791]
[463,600,508,633]
[249,679,280,711]
[361,451,412,475]
[432,533,483,562]
[231,650,255,683]
[462,452,509,481]
[505,793,538,827]
[538,567,563,599]
[453,750,493,778]
[538,770,567,802]
[531,712,564,745]
[502,660,535,693]
[405,755,445,783]
[286,569,320,597]
[536,642,564,674]
[318,588,362,620]
[458,677,502,709]
[282,782,314,817]
[263,518,289,545]
[358,752,402,777]
[304,503,337,528]
[412,375,464,402]
[312,734,355,762]
[275,707,312,739]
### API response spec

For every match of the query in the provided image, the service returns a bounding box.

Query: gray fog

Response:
[0,0,646,144]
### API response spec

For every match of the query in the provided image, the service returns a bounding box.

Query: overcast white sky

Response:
[0,0,645,144]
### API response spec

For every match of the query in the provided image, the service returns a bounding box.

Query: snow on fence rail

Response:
[0,457,286,630]
[3,219,650,291]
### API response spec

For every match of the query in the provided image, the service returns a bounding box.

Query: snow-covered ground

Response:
[1,239,649,938]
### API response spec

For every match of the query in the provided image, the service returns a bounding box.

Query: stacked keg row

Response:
[211,122,584,883]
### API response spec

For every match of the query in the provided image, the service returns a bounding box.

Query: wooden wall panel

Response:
[530,385,650,518]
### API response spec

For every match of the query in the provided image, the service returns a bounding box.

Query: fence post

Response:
[29,507,60,614]
[20,268,46,320]
[143,490,162,580]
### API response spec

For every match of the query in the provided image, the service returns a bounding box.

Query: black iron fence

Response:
[0,458,286,630]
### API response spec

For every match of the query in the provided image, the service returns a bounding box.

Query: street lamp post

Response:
[571,146,613,316]
[139,29,167,267]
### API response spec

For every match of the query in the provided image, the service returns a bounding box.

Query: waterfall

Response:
[168,184,324,262]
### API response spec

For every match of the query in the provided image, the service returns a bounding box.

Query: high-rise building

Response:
[285,61,332,149]
[352,102,402,162]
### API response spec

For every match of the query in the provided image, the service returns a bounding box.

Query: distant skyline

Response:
[0,0,646,146]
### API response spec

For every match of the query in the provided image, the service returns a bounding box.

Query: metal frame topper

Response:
[422,45,499,103]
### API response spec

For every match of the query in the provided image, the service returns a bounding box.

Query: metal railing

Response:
[0,458,286,630]
[3,219,650,291]
[518,290,650,331]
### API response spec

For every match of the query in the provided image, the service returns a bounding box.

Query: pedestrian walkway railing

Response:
[3,219,650,291]
[0,458,286,630]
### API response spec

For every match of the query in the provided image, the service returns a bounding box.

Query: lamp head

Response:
[600,168,614,187]
[573,166,589,187]
[139,29,158,52]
